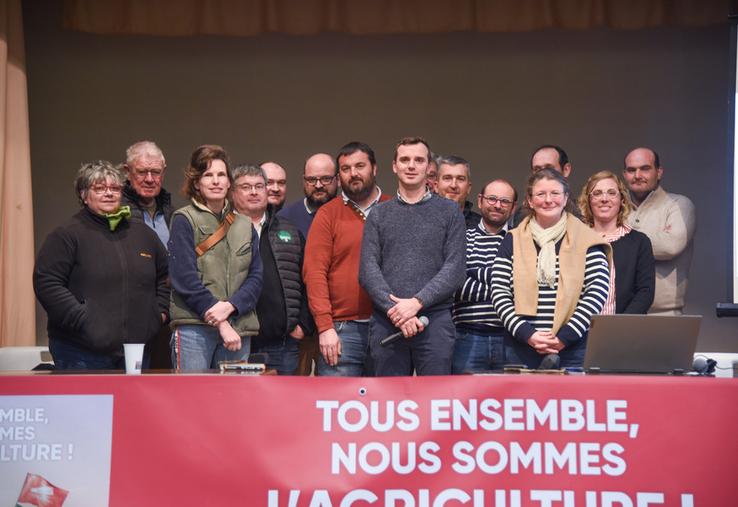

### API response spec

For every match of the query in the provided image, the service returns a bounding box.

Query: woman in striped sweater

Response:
[490,169,611,368]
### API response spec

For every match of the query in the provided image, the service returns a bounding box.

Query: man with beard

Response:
[304,142,389,376]
[623,147,696,314]
[232,164,313,374]
[278,154,338,237]
[436,155,481,229]
[260,161,289,211]
[451,179,517,373]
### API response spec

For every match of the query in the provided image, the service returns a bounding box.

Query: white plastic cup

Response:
[123,343,145,374]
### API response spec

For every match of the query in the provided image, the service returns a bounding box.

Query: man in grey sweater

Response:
[359,137,466,376]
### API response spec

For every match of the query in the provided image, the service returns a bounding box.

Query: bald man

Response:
[278,153,338,238]
[623,147,696,314]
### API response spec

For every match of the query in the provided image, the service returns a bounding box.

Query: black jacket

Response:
[463,200,482,229]
[611,229,655,314]
[254,208,314,344]
[121,181,173,227]
[33,208,169,355]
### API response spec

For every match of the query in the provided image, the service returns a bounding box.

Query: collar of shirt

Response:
[478,220,509,236]
[303,197,319,215]
[342,186,383,218]
[396,188,432,205]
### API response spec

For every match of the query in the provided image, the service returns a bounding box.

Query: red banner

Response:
[1,374,737,506]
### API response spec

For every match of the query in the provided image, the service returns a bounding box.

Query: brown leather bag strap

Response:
[195,212,236,257]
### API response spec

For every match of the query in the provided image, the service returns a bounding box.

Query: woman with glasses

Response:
[490,168,611,368]
[577,171,655,314]
[33,161,169,369]
[168,145,263,370]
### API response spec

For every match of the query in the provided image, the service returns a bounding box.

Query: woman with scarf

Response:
[168,145,262,370]
[578,171,655,314]
[34,161,169,369]
[490,169,611,368]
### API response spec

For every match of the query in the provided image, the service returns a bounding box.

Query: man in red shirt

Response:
[303,142,389,376]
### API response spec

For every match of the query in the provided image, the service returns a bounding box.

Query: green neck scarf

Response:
[104,206,131,231]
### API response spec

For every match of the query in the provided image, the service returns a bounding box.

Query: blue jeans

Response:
[250,336,300,375]
[315,321,368,377]
[369,309,455,376]
[49,338,127,371]
[171,325,250,370]
[452,328,505,374]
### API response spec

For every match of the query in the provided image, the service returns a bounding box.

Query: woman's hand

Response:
[218,321,242,351]
[204,301,235,326]
[527,330,562,355]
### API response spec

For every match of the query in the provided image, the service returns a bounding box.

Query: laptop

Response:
[583,314,702,374]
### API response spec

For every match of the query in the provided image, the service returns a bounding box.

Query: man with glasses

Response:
[451,179,517,373]
[259,161,289,211]
[121,141,172,368]
[280,153,338,374]
[278,153,338,238]
[623,147,696,315]
[232,164,313,374]
[122,140,172,247]
[436,155,481,229]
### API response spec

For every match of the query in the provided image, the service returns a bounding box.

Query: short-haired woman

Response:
[34,161,169,369]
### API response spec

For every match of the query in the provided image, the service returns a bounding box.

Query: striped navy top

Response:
[452,223,507,330]
[489,233,610,346]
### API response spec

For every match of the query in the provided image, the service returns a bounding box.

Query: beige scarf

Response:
[512,213,612,335]
[528,213,567,288]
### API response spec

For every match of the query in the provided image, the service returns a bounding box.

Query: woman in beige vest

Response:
[490,169,610,368]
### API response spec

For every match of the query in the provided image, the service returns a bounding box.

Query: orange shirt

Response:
[303,195,390,333]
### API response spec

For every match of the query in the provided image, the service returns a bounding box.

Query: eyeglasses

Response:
[589,189,620,200]
[480,195,514,207]
[531,190,565,200]
[132,168,164,179]
[304,175,336,186]
[237,183,266,192]
[90,184,123,195]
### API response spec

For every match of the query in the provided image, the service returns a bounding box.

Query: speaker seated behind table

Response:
[33,161,169,370]
[489,169,611,369]
[168,145,263,371]
[577,170,655,315]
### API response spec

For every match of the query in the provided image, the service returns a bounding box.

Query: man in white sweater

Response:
[623,147,696,314]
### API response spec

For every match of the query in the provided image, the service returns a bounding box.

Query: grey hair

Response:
[437,154,471,178]
[231,164,267,184]
[74,160,125,206]
[126,140,166,167]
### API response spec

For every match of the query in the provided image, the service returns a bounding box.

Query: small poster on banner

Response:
[0,395,113,507]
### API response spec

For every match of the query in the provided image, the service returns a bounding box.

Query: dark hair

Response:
[523,167,575,215]
[393,136,431,162]
[182,144,232,202]
[479,178,518,203]
[336,142,376,169]
[624,147,661,169]
[437,155,471,175]
[531,144,569,169]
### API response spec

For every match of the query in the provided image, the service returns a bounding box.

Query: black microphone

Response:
[693,356,717,375]
[538,353,560,370]
[380,316,430,346]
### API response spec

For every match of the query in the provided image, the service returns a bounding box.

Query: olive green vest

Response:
[169,200,260,336]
